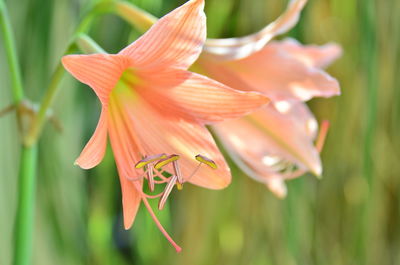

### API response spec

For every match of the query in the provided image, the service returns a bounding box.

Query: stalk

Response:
[12,146,38,265]
[0,0,23,103]
[0,1,39,265]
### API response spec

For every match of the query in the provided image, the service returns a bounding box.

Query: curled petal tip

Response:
[266,179,287,199]
[312,164,323,178]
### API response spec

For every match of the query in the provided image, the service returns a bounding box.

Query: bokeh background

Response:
[1,0,399,264]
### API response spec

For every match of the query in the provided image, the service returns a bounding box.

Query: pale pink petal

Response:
[273,100,318,139]
[137,69,269,124]
[203,0,307,60]
[276,38,342,68]
[115,92,231,190]
[200,43,340,102]
[75,107,108,169]
[266,178,287,198]
[108,97,143,229]
[120,0,205,70]
[62,54,128,105]
[213,103,321,183]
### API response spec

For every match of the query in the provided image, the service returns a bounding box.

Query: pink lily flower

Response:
[196,0,341,197]
[62,0,269,251]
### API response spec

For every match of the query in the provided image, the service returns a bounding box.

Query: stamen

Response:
[185,162,202,182]
[125,169,148,181]
[132,181,182,252]
[147,165,155,192]
[152,168,169,181]
[195,154,218,169]
[316,120,330,152]
[172,160,184,184]
[154,154,180,170]
[135,153,167,169]
[142,192,164,199]
[154,179,169,184]
[158,175,177,210]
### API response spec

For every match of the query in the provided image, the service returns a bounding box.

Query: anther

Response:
[154,154,180,170]
[158,175,177,210]
[195,154,217,169]
[135,153,167,169]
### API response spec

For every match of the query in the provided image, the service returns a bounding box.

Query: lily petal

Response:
[108,96,143,229]
[62,54,128,105]
[276,38,342,68]
[200,42,340,102]
[213,102,321,180]
[117,93,231,189]
[120,0,205,70]
[75,107,108,169]
[203,0,307,60]
[139,69,269,124]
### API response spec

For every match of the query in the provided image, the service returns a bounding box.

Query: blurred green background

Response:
[1,0,399,264]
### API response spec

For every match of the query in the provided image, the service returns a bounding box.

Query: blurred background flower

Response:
[1,0,399,264]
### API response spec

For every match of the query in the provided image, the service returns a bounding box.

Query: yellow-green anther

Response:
[154,154,180,170]
[135,153,167,169]
[195,154,217,169]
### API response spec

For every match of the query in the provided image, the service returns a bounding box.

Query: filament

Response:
[133,182,182,252]
[316,120,330,152]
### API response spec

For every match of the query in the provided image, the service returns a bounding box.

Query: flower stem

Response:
[13,146,38,265]
[23,2,114,146]
[114,1,156,33]
[0,0,23,103]
[23,62,69,146]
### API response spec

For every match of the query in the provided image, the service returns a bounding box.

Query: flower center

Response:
[130,153,217,210]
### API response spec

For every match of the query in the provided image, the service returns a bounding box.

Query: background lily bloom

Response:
[196,0,342,197]
[61,0,269,250]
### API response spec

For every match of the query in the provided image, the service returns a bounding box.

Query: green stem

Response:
[13,146,38,265]
[0,0,24,103]
[114,1,156,33]
[24,62,70,146]
[23,2,115,146]
[0,2,40,265]
[75,34,106,54]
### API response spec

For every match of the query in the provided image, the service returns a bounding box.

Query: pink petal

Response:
[62,54,128,105]
[108,97,143,229]
[75,107,108,169]
[137,69,269,124]
[266,178,287,198]
[276,38,342,68]
[115,92,232,190]
[213,102,321,184]
[200,42,340,102]
[203,0,307,60]
[119,0,205,70]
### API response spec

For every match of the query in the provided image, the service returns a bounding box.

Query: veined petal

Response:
[108,96,143,229]
[62,54,128,105]
[116,93,231,189]
[201,43,340,102]
[213,102,321,181]
[120,0,205,70]
[139,69,269,124]
[276,38,342,68]
[75,107,108,169]
[203,0,307,60]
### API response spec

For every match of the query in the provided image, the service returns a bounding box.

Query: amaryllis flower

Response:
[62,0,269,251]
[196,0,341,197]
